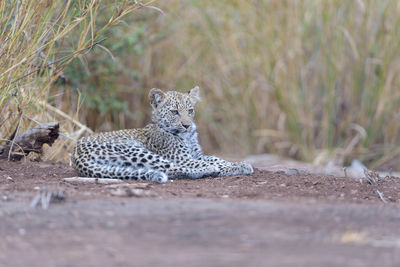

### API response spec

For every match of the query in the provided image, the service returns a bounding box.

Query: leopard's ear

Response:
[187,86,201,103]
[149,88,166,109]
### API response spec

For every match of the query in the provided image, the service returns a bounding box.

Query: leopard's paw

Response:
[238,161,254,175]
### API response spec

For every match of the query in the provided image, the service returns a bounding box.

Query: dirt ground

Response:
[1,160,400,267]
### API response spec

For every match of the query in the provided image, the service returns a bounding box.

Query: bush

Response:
[0,0,153,160]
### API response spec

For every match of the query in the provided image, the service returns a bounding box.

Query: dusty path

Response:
[1,160,400,266]
[2,199,400,267]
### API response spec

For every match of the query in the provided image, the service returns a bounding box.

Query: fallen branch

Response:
[63,177,124,184]
[0,122,59,161]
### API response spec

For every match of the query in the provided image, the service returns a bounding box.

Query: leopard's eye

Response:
[188,109,194,114]
[170,110,179,115]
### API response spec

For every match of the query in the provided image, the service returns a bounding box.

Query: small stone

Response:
[285,169,299,175]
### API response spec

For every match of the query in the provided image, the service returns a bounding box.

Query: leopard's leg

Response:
[94,165,168,183]
[180,128,252,176]
[159,154,220,179]
[161,160,220,179]
[199,155,253,176]
[72,154,168,183]
[143,153,219,179]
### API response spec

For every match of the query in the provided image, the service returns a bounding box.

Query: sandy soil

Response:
[1,160,400,267]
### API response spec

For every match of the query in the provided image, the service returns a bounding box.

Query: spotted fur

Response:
[71,86,253,183]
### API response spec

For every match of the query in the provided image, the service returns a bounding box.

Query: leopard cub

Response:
[71,86,253,183]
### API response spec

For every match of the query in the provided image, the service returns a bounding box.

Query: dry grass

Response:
[0,0,155,160]
[101,0,399,169]
[3,0,400,170]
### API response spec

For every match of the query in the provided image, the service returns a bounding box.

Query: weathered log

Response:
[0,122,59,160]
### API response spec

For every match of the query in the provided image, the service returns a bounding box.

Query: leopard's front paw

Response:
[186,165,220,179]
[204,165,220,178]
[238,161,254,175]
[150,170,169,183]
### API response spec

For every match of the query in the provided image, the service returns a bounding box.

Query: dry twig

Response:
[30,189,66,209]
[363,168,379,185]
[375,190,387,204]
[63,177,124,184]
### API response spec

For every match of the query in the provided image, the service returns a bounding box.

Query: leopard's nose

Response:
[182,124,190,129]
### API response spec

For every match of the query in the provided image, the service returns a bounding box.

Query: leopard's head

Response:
[149,86,201,135]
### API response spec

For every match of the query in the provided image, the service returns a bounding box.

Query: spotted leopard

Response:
[71,86,253,183]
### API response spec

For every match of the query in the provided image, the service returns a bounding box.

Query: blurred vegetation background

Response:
[2,0,400,170]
